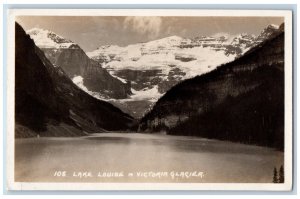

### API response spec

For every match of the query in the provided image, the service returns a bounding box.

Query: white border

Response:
[7,9,294,16]
[6,9,293,191]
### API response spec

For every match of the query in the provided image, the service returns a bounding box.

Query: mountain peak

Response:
[261,24,280,34]
[146,35,183,46]
[256,24,280,42]
[267,24,280,29]
[27,27,75,49]
[165,35,183,40]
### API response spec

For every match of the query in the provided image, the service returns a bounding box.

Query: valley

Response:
[27,24,281,118]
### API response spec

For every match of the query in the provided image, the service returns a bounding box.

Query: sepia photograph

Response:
[6,9,293,191]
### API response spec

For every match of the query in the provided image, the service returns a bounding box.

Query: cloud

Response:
[123,16,162,39]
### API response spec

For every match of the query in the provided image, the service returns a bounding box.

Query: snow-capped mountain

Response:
[256,24,280,43]
[87,36,237,101]
[86,24,280,118]
[27,28,132,99]
[27,24,280,118]
[27,28,75,49]
[16,23,134,137]
[139,25,285,149]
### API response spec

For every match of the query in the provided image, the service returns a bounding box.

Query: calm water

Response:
[15,133,283,183]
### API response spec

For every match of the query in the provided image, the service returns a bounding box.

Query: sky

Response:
[16,16,284,52]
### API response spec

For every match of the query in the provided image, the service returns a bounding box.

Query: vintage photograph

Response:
[6,9,293,190]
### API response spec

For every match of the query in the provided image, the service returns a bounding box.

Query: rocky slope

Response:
[87,24,281,118]
[15,23,135,138]
[27,28,131,99]
[139,23,284,149]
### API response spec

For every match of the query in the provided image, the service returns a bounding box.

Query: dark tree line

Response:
[139,29,284,150]
[273,165,284,183]
[169,68,284,150]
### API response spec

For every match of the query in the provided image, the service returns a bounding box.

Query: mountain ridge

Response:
[27,24,281,118]
[84,24,281,118]
[16,22,135,138]
[27,28,132,99]
[138,23,284,149]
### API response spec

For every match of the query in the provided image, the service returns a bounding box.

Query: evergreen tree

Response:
[279,165,284,183]
[273,167,278,183]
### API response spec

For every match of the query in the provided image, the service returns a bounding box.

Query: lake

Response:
[15,132,283,183]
